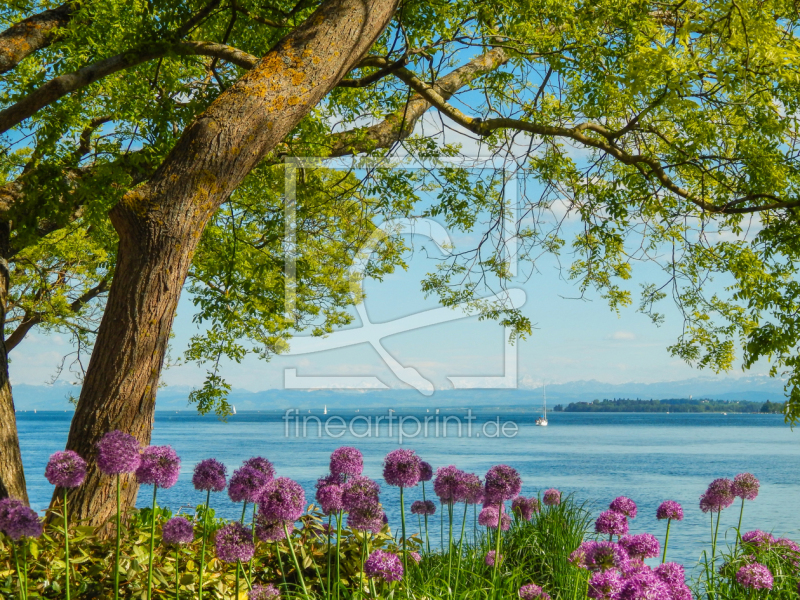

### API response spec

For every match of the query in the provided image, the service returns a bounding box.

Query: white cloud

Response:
[606,331,636,341]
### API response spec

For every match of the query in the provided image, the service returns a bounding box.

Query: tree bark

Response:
[0,2,77,74]
[0,221,29,503]
[56,0,398,525]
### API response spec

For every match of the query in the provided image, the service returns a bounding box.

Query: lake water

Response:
[13,409,800,572]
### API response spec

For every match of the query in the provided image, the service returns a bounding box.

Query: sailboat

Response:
[324,405,328,415]
[231,405,237,415]
[535,383,548,427]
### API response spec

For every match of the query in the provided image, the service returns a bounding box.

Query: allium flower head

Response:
[595,510,629,537]
[96,430,141,475]
[588,570,624,600]
[192,458,227,492]
[741,530,775,547]
[485,550,503,566]
[249,583,281,600]
[254,514,292,542]
[433,465,465,504]
[341,475,380,512]
[330,447,363,478]
[383,449,422,488]
[569,541,596,569]
[542,489,561,506]
[609,496,637,518]
[409,551,422,563]
[215,521,255,563]
[162,516,194,545]
[773,537,800,552]
[700,478,734,512]
[654,562,691,600]
[347,504,386,534]
[0,500,42,541]
[462,473,484,504]
[315,479,344,515]
[243,457,275,481]
[736,563,773,590]
[656,501,683,521]
[419,461,433,482]
[619,534,660,561]
[512,496,537,521]
[258,477,306,522]
[136,445,181,489]
[519,583,551,600]
[364,549,403,582]
[732,473,760,501]
[411,500,436,516]
[478,505,510,530]
[586,541,630,573]
[484,465,522,504]
[619,568,671,600]
[45,450,87,488]
[229,465,271,503]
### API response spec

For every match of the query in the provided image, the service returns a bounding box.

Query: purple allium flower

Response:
[347,504,386,534]
[485,550,503,566]
[330,447,363,479]
[364,549,403,582]
[588,570,624,600]
[433,466,464,504]
[741,530,775,547]
[619,534,660,562]
[736,563,773,590]
[542,489,561,506]
[215,521,255,563]
[595,510,629,537]
[732,473,760,501]
[419,461,433,482]
[229,465,271,504]
[478,505,510,531]
[774,537,800,552]
[462,473,484,504]
[249,583,281,600]
[700,478,734,513]
[519,583,551,600]
[656,501,683,521]
[0,501,42,541]
[585,541,630,573]
[383,449,422,488]
[45,450,87,488]
[258,477,306,522]
[315,480,344,515]
[609,496,637,518]
[569,541,596,569]
[654,563,689,600]
[512,496,538,521]
[409,551,422,563]
[192,458,227,492]
[484,465,522,504]
[243,457,275,481]
[341,475,380,512]
[162,516,194,545]
[619,568,671,600]
[411,500,436,516]
[136,445,181,489]
[96,430,141,475]
[254,514,292,542]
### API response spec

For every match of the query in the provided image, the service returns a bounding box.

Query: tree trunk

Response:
[56,0,398,525]
[0,221,28,503]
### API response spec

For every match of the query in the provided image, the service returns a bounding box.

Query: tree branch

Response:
[0,2,77,74]
[0,41,258,135]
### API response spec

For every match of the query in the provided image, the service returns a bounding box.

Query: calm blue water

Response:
[14,409,800,571]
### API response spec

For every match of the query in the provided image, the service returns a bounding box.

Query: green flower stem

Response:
[275,541,288,592]
[198,489,211,600]
[283,521,309,599]
[422,481,430,553]
[452,502,469,596]
[146,485,157,600]
[12,542,23,600]
[236,502,248,596]
[326,514,333,597]
[399,486,408,587]
[63,487,72,600]
[662,518,672,564]
[736,498,745,547]
[249,503,257,584]
[22,541,28,600]
[335,511,343,600]
[114,474,121,600]
[174,546,180,600]
[447,502,454,590]
[492,507,503,599]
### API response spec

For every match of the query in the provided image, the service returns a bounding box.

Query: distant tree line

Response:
[551,398,787,414]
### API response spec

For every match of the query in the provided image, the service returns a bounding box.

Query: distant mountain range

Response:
[10,375,788,411]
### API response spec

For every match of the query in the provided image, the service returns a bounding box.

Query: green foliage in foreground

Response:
[1,496,798,599]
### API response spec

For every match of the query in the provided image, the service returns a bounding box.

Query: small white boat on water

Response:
[536,383,548,426]
[232,405,237,415]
